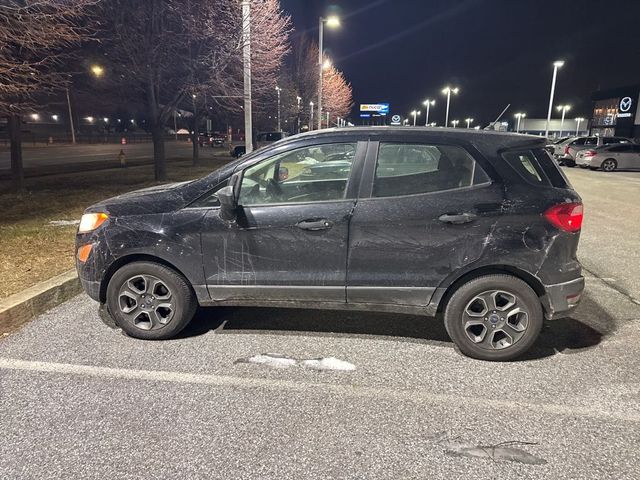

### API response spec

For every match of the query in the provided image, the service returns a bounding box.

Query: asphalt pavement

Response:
[1,167,639,479]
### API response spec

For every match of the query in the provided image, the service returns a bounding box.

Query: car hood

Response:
[85,161,241,216]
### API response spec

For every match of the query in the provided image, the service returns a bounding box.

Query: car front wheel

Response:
[443,274,543,361]
[106,261,197,340]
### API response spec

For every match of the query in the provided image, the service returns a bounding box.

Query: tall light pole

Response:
[575,117,584,136]
[275,86,282,132]
[318,15,340,130]
[309,101,314,130]
[411,110,420,126]
[423,99,435,126]
[241,0,253,153]
[296,96,301,133]
[514,112,526,133]
[65,88,76,145]
[465,117,473,129]
[442,86,459,128]
[451,120,459,128]
[557,105,571,136]
[544,60,564,138]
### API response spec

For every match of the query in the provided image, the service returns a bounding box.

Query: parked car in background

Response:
[575,143,640,171]
[230,131,288,157]
[560,136,633,166]
[545,136,572,157]
[76,128,584,361]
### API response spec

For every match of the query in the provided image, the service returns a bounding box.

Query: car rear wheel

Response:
[106,261,197,340]
[600,158,617,172]
[443,274,543,361]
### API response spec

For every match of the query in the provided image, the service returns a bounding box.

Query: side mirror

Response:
[217,185,238,221]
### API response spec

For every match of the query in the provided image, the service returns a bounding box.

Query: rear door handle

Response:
[438,213,477,224]
[296,219,333,231]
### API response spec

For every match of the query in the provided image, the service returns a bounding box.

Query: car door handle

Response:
[438,213,477,224]
[296,219,333,231]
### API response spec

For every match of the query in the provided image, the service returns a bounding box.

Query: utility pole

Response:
[65,87,76,145]
[241,0,253,154]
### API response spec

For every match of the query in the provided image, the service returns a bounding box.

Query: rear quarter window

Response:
[502,149,570,188]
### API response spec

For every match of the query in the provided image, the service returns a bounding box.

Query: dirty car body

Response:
[76,127,584,361]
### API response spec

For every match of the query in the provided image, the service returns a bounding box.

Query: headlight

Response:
[78,213,109,233]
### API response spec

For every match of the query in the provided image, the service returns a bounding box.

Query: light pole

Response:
[465,117,473,129]
[451,120,459,128]
[442,87,459,128]
[296,96,301,133]
[423,99,435,126]
[411,110,420,126]
[318,15,340,130]
[556,105,571,136]
[241,0,253,153]
[275,86,282,132]
[326,111,330,128]
[574,117,585,135]
[514,112,526,133]
[309,101,314,130]
[544,60,564,138]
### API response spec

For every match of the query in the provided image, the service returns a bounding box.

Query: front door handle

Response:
[296,218,333,231]
[438,213,477,224]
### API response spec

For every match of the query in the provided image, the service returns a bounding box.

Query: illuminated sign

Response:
[360,103,390,114]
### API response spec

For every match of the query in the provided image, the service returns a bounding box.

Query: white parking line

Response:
[1,356,638,424]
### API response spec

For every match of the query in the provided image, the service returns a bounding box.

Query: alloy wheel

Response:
[117,274,174,330]
[602,160,616,172]
[462,290,529,350]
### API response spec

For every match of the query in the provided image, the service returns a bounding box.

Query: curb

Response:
[0,270,82,335]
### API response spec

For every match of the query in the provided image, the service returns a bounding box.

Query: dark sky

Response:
[280,0,640,126]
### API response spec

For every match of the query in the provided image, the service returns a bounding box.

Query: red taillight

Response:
[544,203,583,232]
[584,150,596,157]
[564,145,570,155]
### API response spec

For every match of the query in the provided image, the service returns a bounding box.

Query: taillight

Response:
[584,150,596,157]
[564,145,570,155]
[544,203,583,232]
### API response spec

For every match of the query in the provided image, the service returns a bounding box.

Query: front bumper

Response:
[541,276,585,320]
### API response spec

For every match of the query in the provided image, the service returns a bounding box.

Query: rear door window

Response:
[373,143,489,197]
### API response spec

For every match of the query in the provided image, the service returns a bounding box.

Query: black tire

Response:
[443,274,543,361]
[106,261,197,340]
[600,158,617,172]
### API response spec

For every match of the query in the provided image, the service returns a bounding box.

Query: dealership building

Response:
[589,84,640,139]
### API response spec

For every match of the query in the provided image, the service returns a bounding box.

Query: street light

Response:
[275,86,282,132]
[544,60,564,138]
[451,119,459,128]
[296,96,302,133]
[442,86,459,128]
[309,101,314,130]
[574,117,585,135]
[318,15,340,130]
[465,117,473,129]
[90,64,104,77]
[514,112,526,133]
[556,105,571,136]
[411,110,421,126]
[422,99,435,126]
[323,59,332,70]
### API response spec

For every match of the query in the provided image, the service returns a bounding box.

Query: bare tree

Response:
[0,0,95,190]
[322,64,353,124]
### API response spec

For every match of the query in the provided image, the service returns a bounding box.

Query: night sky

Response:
[281,0,640,126]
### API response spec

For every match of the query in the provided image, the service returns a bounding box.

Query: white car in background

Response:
[576,143,640,171]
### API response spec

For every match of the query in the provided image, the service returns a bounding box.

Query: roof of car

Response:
[276,126,546,152]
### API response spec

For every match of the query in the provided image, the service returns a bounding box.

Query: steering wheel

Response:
[265,178,284,201]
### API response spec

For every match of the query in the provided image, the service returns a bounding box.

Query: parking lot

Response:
[1,168,639,479]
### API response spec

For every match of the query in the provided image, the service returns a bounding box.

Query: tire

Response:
[106,261,197,340]
[443,274,543,361]
[600,158,617,172]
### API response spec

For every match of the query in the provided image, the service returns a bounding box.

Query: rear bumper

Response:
[541,276,585,320]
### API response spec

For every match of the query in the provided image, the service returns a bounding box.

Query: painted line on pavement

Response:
[1,356,638,424]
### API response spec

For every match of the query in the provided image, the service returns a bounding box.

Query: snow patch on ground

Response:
[301,357,356,371]
[48,220,80,227]
[236,353,355,371]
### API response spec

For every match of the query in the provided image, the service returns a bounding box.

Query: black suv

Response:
[76,128,584,361]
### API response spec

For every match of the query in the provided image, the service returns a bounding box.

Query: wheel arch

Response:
[435,264,546,314]
[99,253,192,304]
